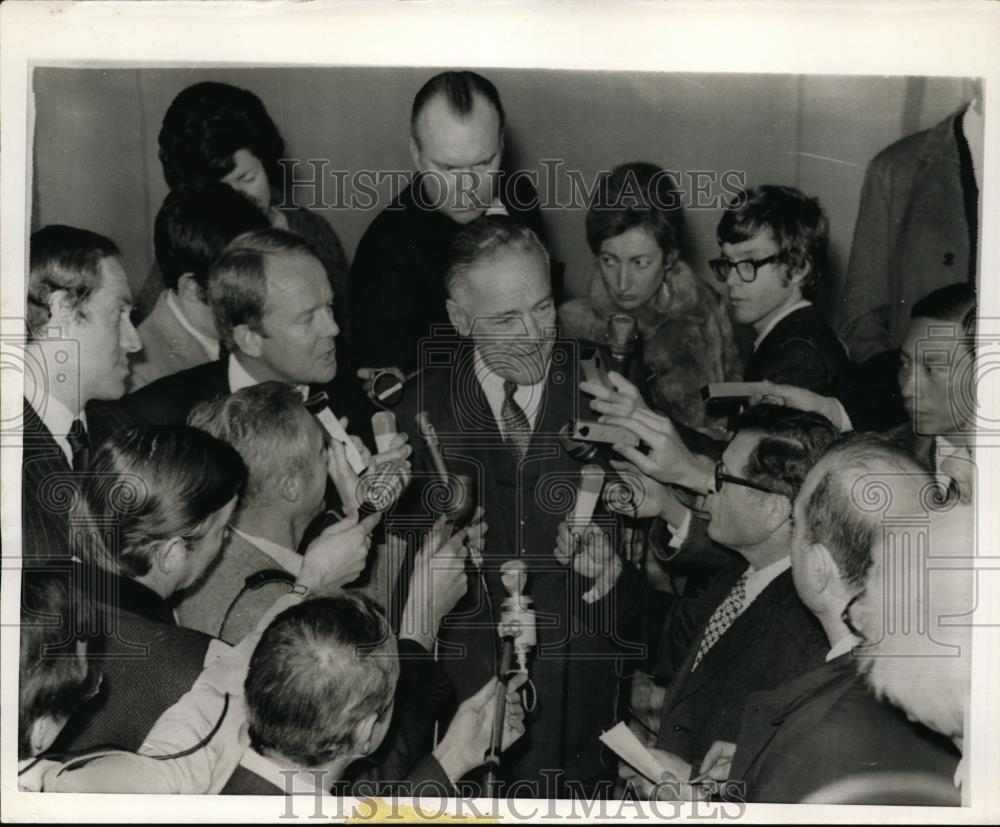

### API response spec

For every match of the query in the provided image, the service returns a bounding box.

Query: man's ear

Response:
[409,135,421,171]
[446,297,471,337]
[232,324,263,358]
[351,712,379,756]
[278,471,301,504]
[787,260,810,289]
[763,494,793,534]
[176,273,208,306]
[47,289,74,328]
[805,542,835,596]
[157,536,188,577]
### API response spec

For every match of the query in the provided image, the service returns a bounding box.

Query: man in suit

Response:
[574,404,834,782]
[105,227,372,448]
[395,216,624,793]
[692,435,960,804]
[350,70,544,374]
[128,182,269,392]
[178,382,354,642]
[21,225,142,561]
[709,185,848,398]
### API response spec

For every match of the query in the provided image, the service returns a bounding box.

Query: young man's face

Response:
[718,227,805,333]
[254,251,340,385]
[448,246,556,385]
[899,316,974,435]
[410,94,503,225]
[63,256,142,405]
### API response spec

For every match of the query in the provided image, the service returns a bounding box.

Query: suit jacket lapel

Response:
[671,570,795,704]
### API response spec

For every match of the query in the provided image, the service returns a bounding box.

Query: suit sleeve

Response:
[756,337,841,396]
[838,157,895,361]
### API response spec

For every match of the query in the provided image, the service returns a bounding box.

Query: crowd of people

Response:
[17,70,979,806]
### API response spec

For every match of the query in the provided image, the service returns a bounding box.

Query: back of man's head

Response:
[154,183,270,292]
[800,433,929,590]
[208,227,315,353]
[410,70,505,145]
[27,225,120,341]
[731,403,839,500]
[188,381,314,507]
[911,282,975,325]
[19,570,93,759]
[445,215,549,301]
[245,592,399,767]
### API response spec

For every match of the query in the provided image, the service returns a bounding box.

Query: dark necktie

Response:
[67,418,91,471]
[501,380,532,461]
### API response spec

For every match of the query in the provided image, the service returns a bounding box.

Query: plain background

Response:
[31,67,976,320]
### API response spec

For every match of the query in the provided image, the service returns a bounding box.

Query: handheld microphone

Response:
[606,313,638,366]
[498,560,536,674]
[371,411,398,454]
[571,464,606,526]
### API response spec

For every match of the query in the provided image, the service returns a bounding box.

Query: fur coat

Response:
[558,260,742,435]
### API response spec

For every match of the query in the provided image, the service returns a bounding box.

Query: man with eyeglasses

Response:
[690,434,961,803]
[709,185,848,397]
[558,404,835,790]
[350,70,544,375]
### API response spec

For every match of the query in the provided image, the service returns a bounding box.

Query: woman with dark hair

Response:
[559,162,741,435]
[137,81,352,355]
[74,424,247,614]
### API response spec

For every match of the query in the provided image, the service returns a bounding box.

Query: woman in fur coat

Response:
[559,162,742,436]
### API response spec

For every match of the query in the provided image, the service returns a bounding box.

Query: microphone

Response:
[498,560,536,674]
[371,411,398,454]
[571,464,606,527]
[606,313,638,369]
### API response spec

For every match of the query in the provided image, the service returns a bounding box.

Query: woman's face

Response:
[221,149,273,213]
[178,496,238,591]
[596,226,667,311]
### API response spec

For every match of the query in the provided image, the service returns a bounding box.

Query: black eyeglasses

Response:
[841,592,866,641]
[714,462,783,496]
[708,253,782,283]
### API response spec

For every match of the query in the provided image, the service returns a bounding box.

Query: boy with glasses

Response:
[709,185,848,396]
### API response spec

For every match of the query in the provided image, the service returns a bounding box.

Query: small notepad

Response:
[599,722,692,783]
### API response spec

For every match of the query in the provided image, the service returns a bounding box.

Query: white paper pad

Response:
[599,722,692,783]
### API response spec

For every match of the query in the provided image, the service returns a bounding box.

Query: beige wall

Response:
[31,67,975,320]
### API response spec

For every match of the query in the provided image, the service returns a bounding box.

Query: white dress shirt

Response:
[741,555,792,613]
[231,527,302,577]
[24,378,81,466]
[825,632,862,662]
[227,353,308,399]
[753,299,813,352]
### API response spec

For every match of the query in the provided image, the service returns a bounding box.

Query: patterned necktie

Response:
[67,418,91,471]
[501,380,532,460]
[692,570,750,670]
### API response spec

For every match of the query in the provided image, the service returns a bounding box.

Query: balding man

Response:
[350,70,544,373]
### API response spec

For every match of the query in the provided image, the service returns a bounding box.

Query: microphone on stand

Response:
[485,559,536,793]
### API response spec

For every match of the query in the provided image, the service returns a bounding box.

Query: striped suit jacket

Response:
[21,398,74,560]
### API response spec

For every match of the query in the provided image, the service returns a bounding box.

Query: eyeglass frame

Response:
[713,461,784,497]
[841,591,867,642]
[708,252,783,284]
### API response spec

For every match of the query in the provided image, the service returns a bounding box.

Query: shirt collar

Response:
[231,527,302,576]
[227,354,308,399]
[238,748,328,796]
[472,348,548,431]
[826,632,862,662]
[753,299,812,351]
[165,290,220,361]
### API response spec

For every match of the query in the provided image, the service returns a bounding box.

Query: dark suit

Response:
[349,174,545,373]
[54,572,213,754]
[731,653,961,803]
[649,566,827,766]
[99,354,373,448]
[21,398,74,560]
[394,338,630,788]
[744,306,850,397]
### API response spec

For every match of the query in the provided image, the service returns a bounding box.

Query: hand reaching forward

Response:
[433,674,528,782]
[297,510,382,595]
